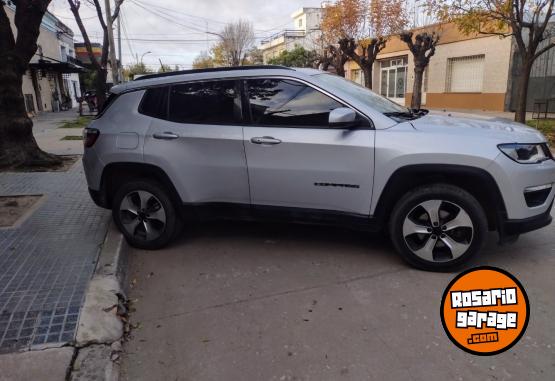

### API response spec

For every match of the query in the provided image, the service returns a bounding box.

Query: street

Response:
[121,217,555,381]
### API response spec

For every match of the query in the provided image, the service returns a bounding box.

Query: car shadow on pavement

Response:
[174,219,403,265]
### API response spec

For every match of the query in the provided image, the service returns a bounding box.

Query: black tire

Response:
[388,183,488,271]
[112,179,183,250]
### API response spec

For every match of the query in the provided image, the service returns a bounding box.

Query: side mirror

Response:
[329,107,359,129]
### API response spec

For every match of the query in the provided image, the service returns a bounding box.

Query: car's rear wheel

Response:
[389,184,488,271]
[112,180,182,249]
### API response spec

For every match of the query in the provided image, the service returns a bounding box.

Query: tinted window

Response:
[246,79,343,127]
[139,86,169,119]
[169,80,241,124]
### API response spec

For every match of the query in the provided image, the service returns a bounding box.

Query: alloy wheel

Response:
[402,199,474,262]
[119,190,167,241]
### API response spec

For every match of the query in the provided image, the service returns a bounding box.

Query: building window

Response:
[350,69,364,86]
[298,18,303,28]
[446,55,485,93]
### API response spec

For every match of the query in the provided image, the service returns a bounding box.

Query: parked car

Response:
[82,66,555,271]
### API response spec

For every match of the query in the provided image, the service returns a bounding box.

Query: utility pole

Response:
[105,0,119,84]
[117,8,123,82]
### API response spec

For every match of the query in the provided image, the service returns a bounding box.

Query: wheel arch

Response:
[373,164,507,230]
[99,162,182,209]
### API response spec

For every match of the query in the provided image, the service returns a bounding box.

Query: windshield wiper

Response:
[383,111,417,119]
[384,108,429,120]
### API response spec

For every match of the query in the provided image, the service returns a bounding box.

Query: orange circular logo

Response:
[440,267,529,356]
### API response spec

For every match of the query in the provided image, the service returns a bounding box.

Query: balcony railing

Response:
[261,29,306,45]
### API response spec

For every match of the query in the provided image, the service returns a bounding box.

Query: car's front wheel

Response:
[389,184,488,271]
[112,180,182,250]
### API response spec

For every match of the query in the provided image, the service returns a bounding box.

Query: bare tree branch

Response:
[112,0,123,21]
[13,0,51,68]
[67,0,101,70]
[217,20,255,66]
[534,41,555,61]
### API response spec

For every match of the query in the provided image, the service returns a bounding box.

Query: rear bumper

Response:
[499,201,553,237]
[89,188,110,209]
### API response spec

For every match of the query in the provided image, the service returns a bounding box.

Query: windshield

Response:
[312,73,410,115]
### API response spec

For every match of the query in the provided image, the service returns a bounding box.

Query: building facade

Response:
[345,23,514,111]
[4,1,84,115]
[260,7,323,63]
[344,22,555,112]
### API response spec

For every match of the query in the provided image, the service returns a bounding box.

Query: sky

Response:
[48,0,325,70]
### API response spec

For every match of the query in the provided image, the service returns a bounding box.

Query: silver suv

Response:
[83,66,555,271]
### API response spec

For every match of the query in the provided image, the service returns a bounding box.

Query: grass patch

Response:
[61,135,83,141]
[58,116,93,129]
[526,119,555,146]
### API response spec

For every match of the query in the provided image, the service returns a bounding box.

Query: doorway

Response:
[379,57,408,105]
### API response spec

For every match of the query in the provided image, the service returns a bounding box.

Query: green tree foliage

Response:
[192,51,215,69]
[123,63,152,80]
[267,46,318,68]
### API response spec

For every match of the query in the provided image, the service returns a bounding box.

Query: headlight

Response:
[498,143,552,164]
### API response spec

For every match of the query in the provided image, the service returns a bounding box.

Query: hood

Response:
[409,113,546,143]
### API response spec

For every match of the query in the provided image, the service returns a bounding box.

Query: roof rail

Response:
[134,65,294,81]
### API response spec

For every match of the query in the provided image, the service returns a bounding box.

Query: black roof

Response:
[134,65,293,81]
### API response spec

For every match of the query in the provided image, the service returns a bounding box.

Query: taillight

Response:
[83,128,100,148]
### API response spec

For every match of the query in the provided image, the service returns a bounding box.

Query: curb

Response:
[69,220,129,381]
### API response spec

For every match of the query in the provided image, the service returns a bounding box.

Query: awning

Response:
[29,59,86,73]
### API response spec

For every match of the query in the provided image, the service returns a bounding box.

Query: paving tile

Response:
[0,161,110,352]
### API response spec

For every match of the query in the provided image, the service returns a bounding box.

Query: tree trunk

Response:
[95,68,108,111]
[0,58,60,169]
[362,65,373,89]
[514,60,532,124]
[336,62,346,77]
[411,66,425,109]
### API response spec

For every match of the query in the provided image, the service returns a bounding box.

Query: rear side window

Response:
[139,86,169,119]
[246,78,343,127]
[168,80,242,124]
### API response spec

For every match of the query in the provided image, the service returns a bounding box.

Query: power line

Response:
[121,6,135,59]
[129,0,210,35]
[132,0,229,25]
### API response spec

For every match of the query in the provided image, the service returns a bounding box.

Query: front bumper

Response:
[488,153,555,220]
[499,200,553,238]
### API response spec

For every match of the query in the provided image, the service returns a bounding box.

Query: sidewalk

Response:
[32,108,85,155]
[0,111,110,355]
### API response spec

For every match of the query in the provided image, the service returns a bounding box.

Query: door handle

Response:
[153,132,179,140]
[250,136,282,145]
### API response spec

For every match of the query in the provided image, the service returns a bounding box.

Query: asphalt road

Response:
[120,214,555,381]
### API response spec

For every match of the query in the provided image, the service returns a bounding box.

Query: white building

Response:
[4,1,84,115]
[260,7,323,63]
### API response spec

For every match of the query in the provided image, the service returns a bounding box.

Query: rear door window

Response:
[169,80,242,124]
[139,86,169,119]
